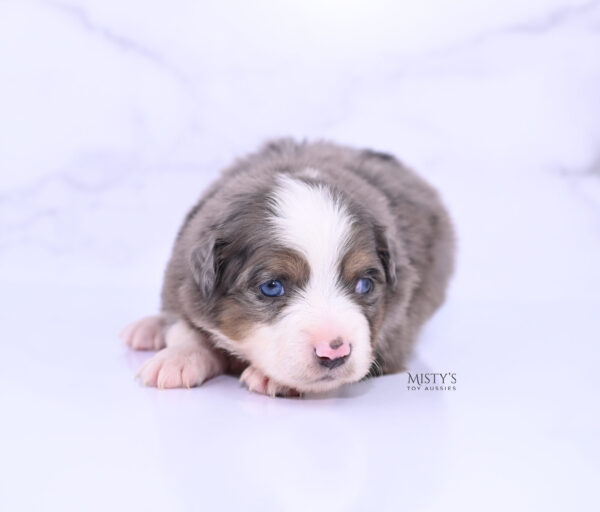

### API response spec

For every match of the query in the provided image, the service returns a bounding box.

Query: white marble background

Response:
[1,0,599,511]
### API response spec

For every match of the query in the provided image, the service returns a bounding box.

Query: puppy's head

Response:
[189,174,402,392]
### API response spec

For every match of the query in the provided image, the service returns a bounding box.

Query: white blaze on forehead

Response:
[270,174,354,295]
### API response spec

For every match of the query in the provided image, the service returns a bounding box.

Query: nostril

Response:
[329,337,343,349]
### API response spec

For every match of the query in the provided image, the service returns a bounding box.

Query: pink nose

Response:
[315,337,351,362]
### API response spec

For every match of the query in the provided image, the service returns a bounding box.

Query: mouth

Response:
[315,375,335,382]
[310,355,355,385]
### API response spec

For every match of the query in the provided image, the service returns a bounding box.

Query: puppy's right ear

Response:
[190,234,218,299]
[374,225,398,288]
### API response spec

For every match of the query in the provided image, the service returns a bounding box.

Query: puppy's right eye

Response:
[260,280,285,297]
[355,277,373,294]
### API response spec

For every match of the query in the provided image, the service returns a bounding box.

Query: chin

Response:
[121,139,455,397]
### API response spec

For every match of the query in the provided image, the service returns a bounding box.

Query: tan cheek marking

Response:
[370,304,386,346]
[216,298,256,341]
[341,248,386,347]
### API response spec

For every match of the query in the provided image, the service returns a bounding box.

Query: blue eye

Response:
[260,280,285,297]
[355,278,373,294]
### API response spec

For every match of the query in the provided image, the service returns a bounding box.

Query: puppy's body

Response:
[123,139,455,395]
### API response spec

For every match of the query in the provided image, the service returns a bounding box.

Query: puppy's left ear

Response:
[190,233,219,299]
[375,226,398,287]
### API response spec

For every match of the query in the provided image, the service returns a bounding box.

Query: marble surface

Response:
[1,0,599,510]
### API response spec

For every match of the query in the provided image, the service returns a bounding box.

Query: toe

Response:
[157,366,184,389]
[181,362,201,389]
[136,355,163,386]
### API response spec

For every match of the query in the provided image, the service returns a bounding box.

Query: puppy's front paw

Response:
[240,366,300,398]
[136,346,209,389]
[120,315,167,351]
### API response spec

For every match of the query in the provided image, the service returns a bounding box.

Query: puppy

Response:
[121,139,455,396]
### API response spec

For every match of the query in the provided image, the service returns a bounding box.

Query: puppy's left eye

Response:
[260,279,285,297]
[355,277,373,294]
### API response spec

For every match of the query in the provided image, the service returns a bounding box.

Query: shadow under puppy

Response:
[121,139,455,396]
